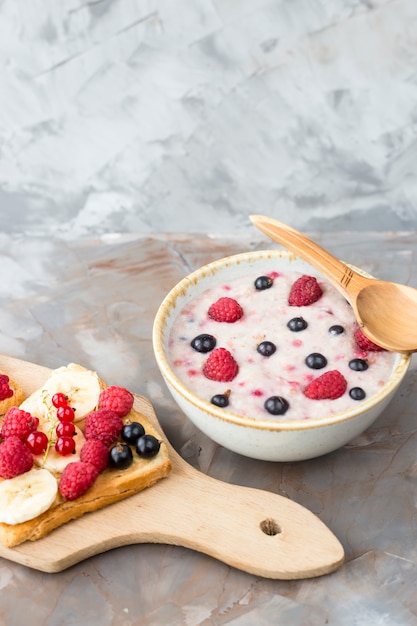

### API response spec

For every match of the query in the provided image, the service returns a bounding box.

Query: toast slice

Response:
[0,364,171,548]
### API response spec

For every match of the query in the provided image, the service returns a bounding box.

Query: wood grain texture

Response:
[0,355,344,579]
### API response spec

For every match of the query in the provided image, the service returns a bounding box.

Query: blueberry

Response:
[254,276,273,290]
[349,387,366,400]
[349,358,368,371]
[264,396,289,415]
[211,393,229,408]
[329,325,344,335]
[136,434,161,458]
[287,317,308,332]
[121,421,145,445]
[191,334,216,353]
[305,353,327,369]
[108,443,133,469]
[257,341,277,357]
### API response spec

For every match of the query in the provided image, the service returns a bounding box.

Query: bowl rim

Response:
[152,249,412,433]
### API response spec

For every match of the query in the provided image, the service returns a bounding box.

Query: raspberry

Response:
[1,407,39,441]
[304,370,347,400]
[0,374,13,401]
[59,461,99,500]
[354,327,385,352]
[80,439,109,472]
[0,436,33,478]
[99,386,134,417]
[203,347,239,382]
[84,409,123,447]
[288,275,323,307]
[208,297,243,323]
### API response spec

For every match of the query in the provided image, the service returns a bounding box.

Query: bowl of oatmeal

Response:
[152,250,411,461]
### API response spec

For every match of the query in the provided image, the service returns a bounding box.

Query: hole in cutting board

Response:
[260,518,281,536]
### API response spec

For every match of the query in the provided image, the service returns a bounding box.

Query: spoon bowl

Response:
[250,215,417,353]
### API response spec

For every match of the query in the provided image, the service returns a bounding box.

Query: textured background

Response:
[1,0,417,237]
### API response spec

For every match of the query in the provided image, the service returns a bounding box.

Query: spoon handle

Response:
[250,215,362,297]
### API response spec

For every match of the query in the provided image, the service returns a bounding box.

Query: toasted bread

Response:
[0,365,171,548]
[0,372,25,416]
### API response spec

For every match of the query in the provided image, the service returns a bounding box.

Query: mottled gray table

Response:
[0,231,416,625]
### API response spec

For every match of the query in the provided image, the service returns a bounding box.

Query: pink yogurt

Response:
[167,269,397,421]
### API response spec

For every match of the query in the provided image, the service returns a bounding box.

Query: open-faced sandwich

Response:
[0,364,171,547]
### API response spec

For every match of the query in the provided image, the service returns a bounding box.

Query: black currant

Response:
[211,393,229,408]
[349,387,366,400]
[121,421,145,445]
[108,443,133,469]
[254,275,273,290]
[136,434,161,458]
[264,396,289,415]
[305,353,327,369]
[349,358,369,371]
[287,317,308,332]
[191,334,216,353]
[329,325,344,335]
[257,341,277,357]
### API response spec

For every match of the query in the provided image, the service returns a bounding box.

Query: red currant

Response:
[55,436,76,456]
[56,405,75,422]
[56,421,77,437]
[52,392,69,408]
[25,431,49,455]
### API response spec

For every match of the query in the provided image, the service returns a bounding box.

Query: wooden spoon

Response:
[0,354,344,579]
[250,214,417,353]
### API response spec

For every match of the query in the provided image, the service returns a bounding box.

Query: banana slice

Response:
[0,468,58,525]
[33,424,86,473]
[38,363,101,423]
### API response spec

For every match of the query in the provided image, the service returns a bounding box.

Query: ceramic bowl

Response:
[152,250,411,462]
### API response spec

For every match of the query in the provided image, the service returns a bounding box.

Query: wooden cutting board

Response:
[0,355,344,579]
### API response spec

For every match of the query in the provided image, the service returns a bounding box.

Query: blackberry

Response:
[287,317,308,332]
[191,334,216,353]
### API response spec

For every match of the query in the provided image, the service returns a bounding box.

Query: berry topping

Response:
[25,431,48,455]
[287,317,308,332]
[0,436,34,479]
[108,442,133,469]
[136,434,161,459]
[349,387,366,401]
[264,396,290,416]
[191,334,217,353]
[99,386,134,417]
[0,374,13,401]
[56,405,76,422]
[208,297,243,323]
[202,347,239,382]
[288,275,323,307]
[254,275,273,290]
[305,353,327,370]
[210,391,230,407]
[354,327,386,352]
[84,409,123,447]
[80,439,109,472]
[349,358,369,372]
[59,461,99,500]
[303,370,347,400]
[329,325,344,335]
[52,392,69,408]
[55,436,76,456]
[1,407,39,441]
[56,421,77,437]
[121,421,145,445]
[257,341,277,357]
